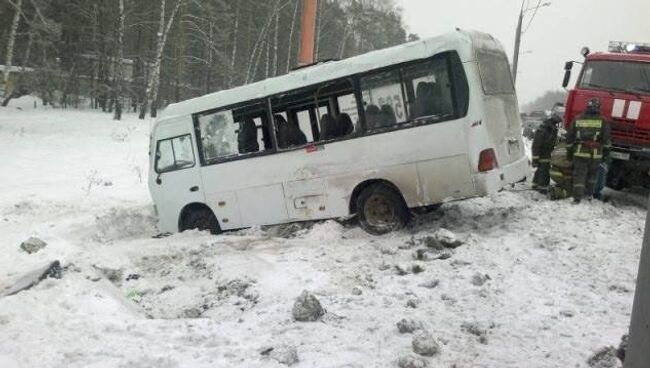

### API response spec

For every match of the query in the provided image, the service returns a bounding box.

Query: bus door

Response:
[150,117,206,232]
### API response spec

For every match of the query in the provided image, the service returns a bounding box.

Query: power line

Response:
[522,0,542,34]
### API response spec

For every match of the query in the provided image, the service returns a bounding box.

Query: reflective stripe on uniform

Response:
[574,152,593,158]
[539,159,551,163]
[550,170,564,177]
[532,155,540,159]
[575,119,603,128]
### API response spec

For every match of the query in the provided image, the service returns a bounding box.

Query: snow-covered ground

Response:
[0,98,644,368]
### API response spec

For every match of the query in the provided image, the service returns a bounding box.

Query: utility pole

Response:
[624,196,650,367]
[511,2,524,84]
[298,0,318,66]
[511,1,551,85]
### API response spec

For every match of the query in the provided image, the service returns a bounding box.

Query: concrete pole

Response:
[511,2,524,85]
[624,196,650,367]
[298,0,318,66]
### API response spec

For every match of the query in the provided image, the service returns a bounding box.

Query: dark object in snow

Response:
[418,280,440,289]
[180,308,202,319]
[587,346,619,368]
[616,334,628,362]
[471,273,491,286]
[394,265,409,276]
[2,260,61,297]
[560,310,574,318]
[435,253,452,261]
[461,322,488,344]
[292,291,324,322]
[411,265,425,274]
[412,332,440,357]
[397,354,429,368]
[397,319,424,334]
[406,299,419,309]
[93,265,123,285]
[352,287,363,296]
[126,274,141,281]
[269,345,299,366]
[421,229,464,250]
[20,237,47,254]
[152,232,172,239]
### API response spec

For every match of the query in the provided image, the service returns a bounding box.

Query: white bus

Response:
[149,29,529,235]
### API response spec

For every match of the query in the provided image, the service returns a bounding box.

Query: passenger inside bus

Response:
[336,113,354,136]
[380,104,397,126]
[365,104,382,128]
[237,118,259,154]
[320,114,338,140]
[275,114,307,148]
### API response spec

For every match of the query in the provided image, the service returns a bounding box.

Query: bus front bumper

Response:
[473,155,531,196]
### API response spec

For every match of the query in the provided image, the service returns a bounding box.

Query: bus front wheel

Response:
[356,184,409,235]
[179,206,221,235]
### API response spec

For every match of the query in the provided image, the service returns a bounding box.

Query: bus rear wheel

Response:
[180,207,221,235]
[357,184,409,235]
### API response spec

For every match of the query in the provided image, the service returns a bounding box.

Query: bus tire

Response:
[179,205,221,235]
[356,184,409,235]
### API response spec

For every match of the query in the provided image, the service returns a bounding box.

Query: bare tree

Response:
[140,0,183,119]
[3,0,23,98]
[113,0,126,120]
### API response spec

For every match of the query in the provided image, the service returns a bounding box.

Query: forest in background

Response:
[0,0,415,119]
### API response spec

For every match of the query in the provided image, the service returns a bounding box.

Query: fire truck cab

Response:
[562,42,650,189]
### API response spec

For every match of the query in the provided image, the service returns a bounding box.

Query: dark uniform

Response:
[531,115,561,192]
[566,99,611,202]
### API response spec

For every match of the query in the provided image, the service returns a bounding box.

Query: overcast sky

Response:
[396,0,650,105]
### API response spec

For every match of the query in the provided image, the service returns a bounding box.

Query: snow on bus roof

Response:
[159,30,498,120]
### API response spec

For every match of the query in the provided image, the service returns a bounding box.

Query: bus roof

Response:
[587,52,650,64]
[159,30,501,121]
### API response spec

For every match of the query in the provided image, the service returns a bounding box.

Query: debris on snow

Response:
[2,260,61,297]
[412,331,440,357]
[420,229,464,250]
[406,299,419,309]
[93,265,124,286]
[560,310,575,318]
[397,354,429,368]
[351,286,363,296]
[587,346,620,368]
[292,291,324,322]
[20,237,47,254]
[180,307,202,319]
[397,319,424,334]
[616,334,628,363]
[471,273,491,286]
[418,280,440,289]
[411,264,425,274]
[461,322,489,344]
[269,345,299,366]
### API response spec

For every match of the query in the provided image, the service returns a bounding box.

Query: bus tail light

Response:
[479,149,498,172]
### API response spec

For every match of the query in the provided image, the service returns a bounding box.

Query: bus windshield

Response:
[579,60,650,95]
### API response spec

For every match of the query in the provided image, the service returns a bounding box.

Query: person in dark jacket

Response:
[566,98,612,203]
[531,113,562,193]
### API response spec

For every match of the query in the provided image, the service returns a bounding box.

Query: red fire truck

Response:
[562,42,650,189]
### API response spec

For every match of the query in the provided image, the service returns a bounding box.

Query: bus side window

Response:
[360,69,406,130]
[195,102,271,163]
[402,58,455,121]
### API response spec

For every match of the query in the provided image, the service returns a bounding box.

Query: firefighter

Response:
[531,113,562,193]
[566,98,612,203]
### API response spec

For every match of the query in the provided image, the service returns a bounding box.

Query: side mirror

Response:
[562,61,573,88]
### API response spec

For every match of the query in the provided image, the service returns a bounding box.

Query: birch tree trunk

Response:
[227,3,239,88]
[140,0,183,119]
[272,11,279,77]
[3,0,23,99]
[114,0,125,120]
[286,0,300,73]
